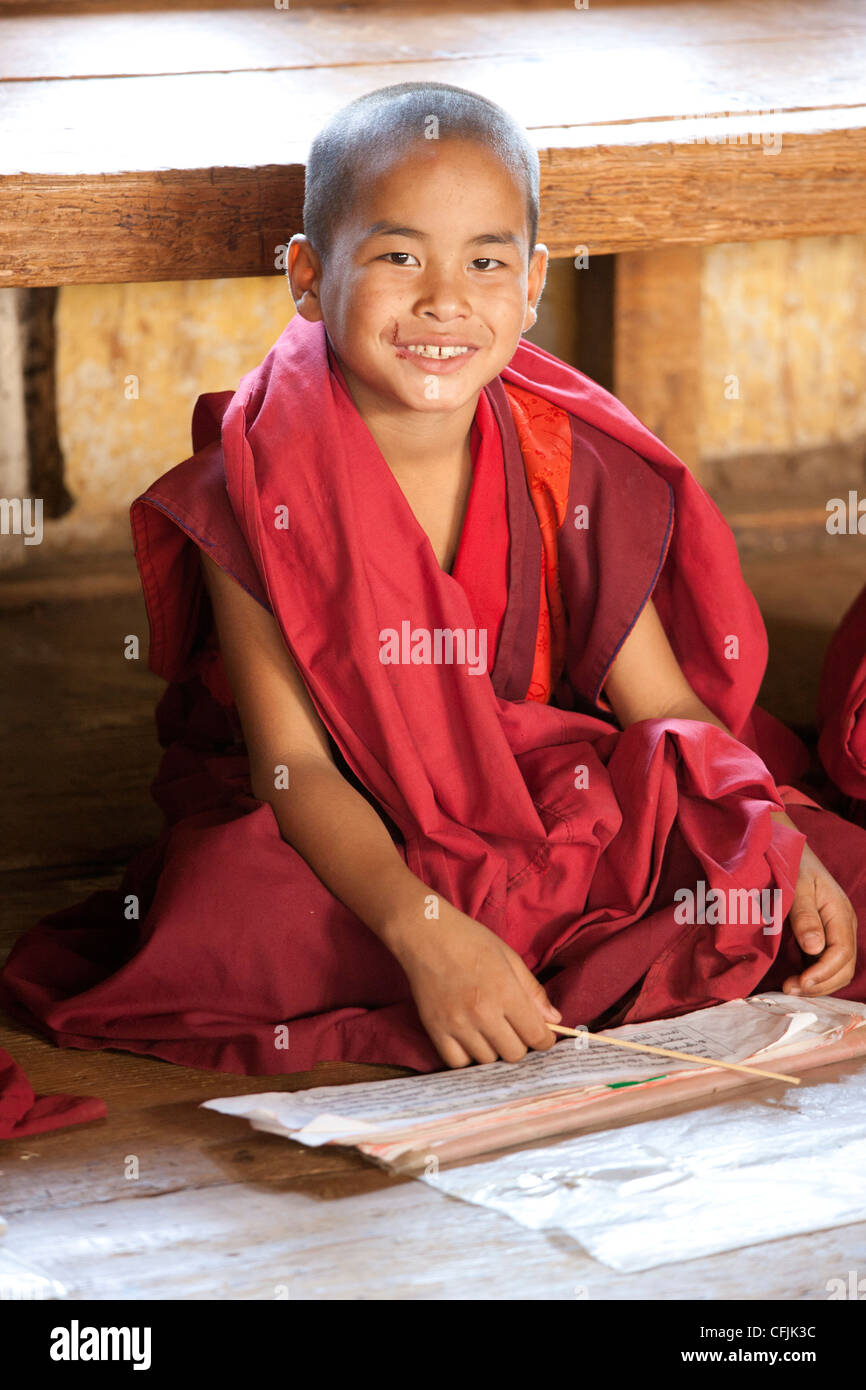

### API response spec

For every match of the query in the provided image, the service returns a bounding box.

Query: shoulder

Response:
[130,441,271,683]
[132,440,270,614]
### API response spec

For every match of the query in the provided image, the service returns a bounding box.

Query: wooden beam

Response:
[2,114,865,287]
[18,287,71,516]
[574,253,615,392]
[2,1,864,83]
[0,165,304,287]
[0,287,68,574]
[613,247,703,475]
[0,290,27,506]
[1,0,864,284]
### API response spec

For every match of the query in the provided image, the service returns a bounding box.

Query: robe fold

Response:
[818,582,866,821]
[3,314,866,1080]
[0,1046,106,1139]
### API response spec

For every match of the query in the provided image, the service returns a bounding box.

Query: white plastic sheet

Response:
[0,1247,67,1300]
[422,1066,866,1271]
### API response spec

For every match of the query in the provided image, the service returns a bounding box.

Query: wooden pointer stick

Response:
[548,1023,801,1085]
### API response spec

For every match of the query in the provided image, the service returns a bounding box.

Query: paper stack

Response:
[203,993,866,1174]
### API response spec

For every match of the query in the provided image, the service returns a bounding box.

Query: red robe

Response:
[3,316,866,1084]
[818,582,866,823]
[0,1048,106,1139]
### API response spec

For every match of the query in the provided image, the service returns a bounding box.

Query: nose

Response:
[413,262,471,322]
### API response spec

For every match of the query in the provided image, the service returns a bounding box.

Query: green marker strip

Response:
[606,1075,667,1088]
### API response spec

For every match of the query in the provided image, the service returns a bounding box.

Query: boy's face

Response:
[289,138,547,420]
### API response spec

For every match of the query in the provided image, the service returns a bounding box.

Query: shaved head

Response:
[302,81,540,263]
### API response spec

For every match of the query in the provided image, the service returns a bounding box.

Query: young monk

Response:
[2,82,864,1076]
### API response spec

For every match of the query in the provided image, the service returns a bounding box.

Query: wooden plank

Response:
[2,0,865,82]
[5,45,866,178]
[4,1098,866,1300]
[0,590,165,872]
[0,165,305,287]
[0,1063,408,1218]
[3,116,866,287]
[0,866,121,957]
[0,1007,411,1218]
[0,0,863,284]
[0,559,143,607]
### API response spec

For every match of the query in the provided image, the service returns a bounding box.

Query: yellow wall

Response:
[54,276,293,541]
[702,234,866,457]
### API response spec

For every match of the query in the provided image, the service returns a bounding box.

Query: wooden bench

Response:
[3,0,866,278]
[1,0,865,475]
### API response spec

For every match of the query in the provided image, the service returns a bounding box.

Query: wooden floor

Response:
[2,547,866,1300]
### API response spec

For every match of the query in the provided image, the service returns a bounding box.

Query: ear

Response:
[523,244,549,333]
[287,234,324,322]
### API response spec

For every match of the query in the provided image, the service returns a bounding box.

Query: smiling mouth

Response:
[401,343,474,359]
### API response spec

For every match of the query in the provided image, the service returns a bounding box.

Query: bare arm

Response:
[199,549,428,955]
[602,598,728,731]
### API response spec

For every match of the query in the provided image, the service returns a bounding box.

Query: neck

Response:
[332,352,480,472]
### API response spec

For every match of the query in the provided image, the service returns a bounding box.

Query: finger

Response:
[457,1029,500,1066]
[784,945,852,992]
[800,947,855,991]
[478,1017,529,1064]
[810,965,856,996]
[506,953,562,1022]
[504,989,558,1052]
[788,895,825,957]
[784,939,856,995]
[794,939,857,994]
[433,1033,473,1069]
[784,962,854,997]
[798,902,857,990]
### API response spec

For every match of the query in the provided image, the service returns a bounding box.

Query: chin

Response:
[405,389,476,412]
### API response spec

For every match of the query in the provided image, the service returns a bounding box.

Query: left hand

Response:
[782,841,858,997]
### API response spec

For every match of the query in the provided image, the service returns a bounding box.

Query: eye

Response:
[381,251,420,266]
[471,257,505,271]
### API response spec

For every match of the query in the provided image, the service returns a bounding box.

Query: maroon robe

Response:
[818,582,866,824]
[2,316,866,1086]
[0,1048,106,1139]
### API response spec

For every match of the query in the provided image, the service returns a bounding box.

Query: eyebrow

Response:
[363,221,521,249]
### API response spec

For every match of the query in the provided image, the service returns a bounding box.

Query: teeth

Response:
[405,344,471,359]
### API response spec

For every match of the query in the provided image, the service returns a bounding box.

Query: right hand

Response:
[390,902,562,1067]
